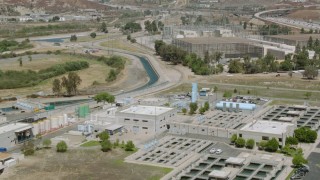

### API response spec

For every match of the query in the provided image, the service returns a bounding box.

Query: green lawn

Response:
[80,140,100,147]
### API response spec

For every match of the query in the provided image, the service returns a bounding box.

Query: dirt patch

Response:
[2,148,170,180]
[287,10,320,21]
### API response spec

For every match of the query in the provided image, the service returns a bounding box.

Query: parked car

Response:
[209,148,216,154]
[216,149,223,154]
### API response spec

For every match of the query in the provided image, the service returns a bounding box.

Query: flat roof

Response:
[120,105,173,116]
[0,152,12,161]
[105,124,123,131]
[0,123,32,134]
[265,34,320,41]
[225,157,245,165]
[209,170,230,178]
[241,120,294,134]
[287,111,301,115]
[174,37,252,44]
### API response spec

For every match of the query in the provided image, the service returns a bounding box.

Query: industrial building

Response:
[0,123,33,150]
[238,120,295,146]
[172,37,264,59]
[116,105,176,134]
[264,34,320,46]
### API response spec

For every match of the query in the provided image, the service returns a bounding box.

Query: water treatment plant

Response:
[1,0,320,179]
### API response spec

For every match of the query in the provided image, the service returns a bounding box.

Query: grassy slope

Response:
[0,54,112,97]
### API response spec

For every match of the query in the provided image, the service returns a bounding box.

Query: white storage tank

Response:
[44,119,50,132]
[40,121,45,133]
[32,123,39,136]
[58,116,64,127]
[51,117,58,129]
[63,114,68,125]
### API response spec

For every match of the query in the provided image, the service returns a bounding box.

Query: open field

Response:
[0,54,116,97]
[2,148,171,180]
[203,73,320,90]
[100,40,143,53]
[287,10,320,21]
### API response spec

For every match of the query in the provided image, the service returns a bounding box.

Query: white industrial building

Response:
[0,123,33,150]
[116,105,176,134]
[238,120,295,146]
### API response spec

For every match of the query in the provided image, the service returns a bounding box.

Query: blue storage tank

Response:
[0,147,7,152]
[215,101,256,110]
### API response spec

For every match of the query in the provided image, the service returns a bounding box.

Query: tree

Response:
[56,141,68,152]
[52,78,62,96]
[100,22,107,33]
[301,28,305,34]
[228,59,243,73]
[199,107,206,114]
[182,108,187,115]
[292,155,308,167]
[304,92,312,99]
[265,138,279,152]
[22,141,35,156]
[295,44,301,54]
[235,137,245,148]
[90,32,97,39]
[213,86,218,93]
[125,140,135,151]
[28,55,32,61]
[18,57,22,66]
[233,88,238,94]
[70,35,77,42]
[303,65,318,79]
[189,102,198,115]
[230,134,237,143]
[130,38,137,43]
[307,36,313,49]
[243,21,247,30]
[204,102,210,111]
[155,40,165,55]
[258,140,268,150]
[101,140,112,152]
[42,139,52,148]
[246,139,255,149]
[94,92,115,104]
[294,127,317,143]
[61,72,82,96]
[250,22,253,30]
[213,52,223,64]
[286,136,298,145]
[107,69,117,82]
[127,34,131,41]
[99,131,110,141]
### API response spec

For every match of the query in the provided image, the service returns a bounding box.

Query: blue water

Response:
[1,107,18,112]
[34,37,66,43]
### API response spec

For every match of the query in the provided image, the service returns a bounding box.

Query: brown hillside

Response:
[3,0,112,13]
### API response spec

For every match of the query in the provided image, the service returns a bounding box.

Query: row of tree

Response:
[231,135,255,149]
[98,131,135,152]
[144,20,164,34]
[155,40,223,75]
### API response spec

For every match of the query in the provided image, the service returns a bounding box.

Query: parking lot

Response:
[304,152,320,180]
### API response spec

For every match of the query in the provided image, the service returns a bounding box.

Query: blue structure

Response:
[78,124,94,133]
[215,101,256,111]
[191,83,198,103]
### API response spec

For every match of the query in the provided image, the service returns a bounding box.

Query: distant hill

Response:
[2,0,112,13]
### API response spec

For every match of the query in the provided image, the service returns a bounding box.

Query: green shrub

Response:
[246,139,255,149]
[235,137,245,148]
[56,141,68,152]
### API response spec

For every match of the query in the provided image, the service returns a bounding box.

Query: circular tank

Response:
[32,123,39,135]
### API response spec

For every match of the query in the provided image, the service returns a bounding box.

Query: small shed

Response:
[105,124,123,135]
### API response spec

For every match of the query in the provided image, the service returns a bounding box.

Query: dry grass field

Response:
[287,10,320,21]
[2,148,171,180]
[0,54,114,97]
